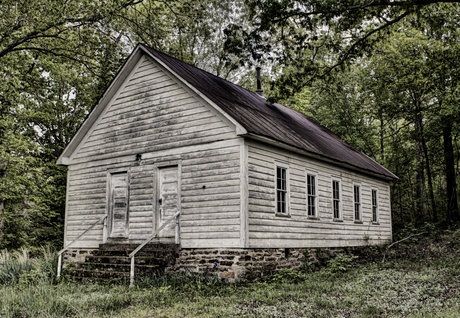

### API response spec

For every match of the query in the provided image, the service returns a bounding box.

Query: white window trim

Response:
[306,170,319,219]
[371,188,379,224]
[331,177,343,222]
[353,182,362,223]
[274,162,290,216]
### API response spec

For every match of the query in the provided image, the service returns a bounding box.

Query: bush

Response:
[270,268,306,283]
[325,253,358,274]
[0,246,57,285]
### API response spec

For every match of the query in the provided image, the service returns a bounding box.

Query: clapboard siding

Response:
[246,140,392,248]
[65,141,242,249]
[63,49,394,251]
[70,55,235,163]
[64,54,241,248]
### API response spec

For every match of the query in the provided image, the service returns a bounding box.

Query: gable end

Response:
[57,45,247,165]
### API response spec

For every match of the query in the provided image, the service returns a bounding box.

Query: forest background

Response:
[1,0,459,249]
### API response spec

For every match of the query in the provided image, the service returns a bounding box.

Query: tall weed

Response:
[0,246,57,285]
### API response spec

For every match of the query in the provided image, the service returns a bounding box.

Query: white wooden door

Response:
[109,172,129,238]
[157,166,179,238]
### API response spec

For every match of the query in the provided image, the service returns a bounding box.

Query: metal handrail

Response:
[56,214,107,279]
[129,211,180,287]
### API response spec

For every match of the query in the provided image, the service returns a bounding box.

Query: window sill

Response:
[307,216,320,220]
[354,220,363,224]
[275,212,291,218]
[333,218,343,223]
[372,221,380,225]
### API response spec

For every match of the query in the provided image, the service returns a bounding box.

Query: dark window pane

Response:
[354,186,360,203]
[276,166,288,213]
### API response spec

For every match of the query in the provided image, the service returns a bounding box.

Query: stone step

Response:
[84,255,172,266]
[66,266,165,282]
[91,249,178,258]
[98,243,179,253]
[68,268,130,280]
[78,262,162,273]
[64,243,179,282]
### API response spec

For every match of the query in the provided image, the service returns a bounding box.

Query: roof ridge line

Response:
[140,43,264,100]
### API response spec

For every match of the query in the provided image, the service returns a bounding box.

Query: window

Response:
[354,185,361,221]
[372,189,378,223]
[332,180,341,219]
[276,166,288,214]
[307,174,317,217]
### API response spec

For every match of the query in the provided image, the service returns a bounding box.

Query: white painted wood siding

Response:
[64,55,241,248]
[247,140,392,248]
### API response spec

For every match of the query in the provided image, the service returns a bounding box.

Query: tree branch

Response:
[382,231,426,262]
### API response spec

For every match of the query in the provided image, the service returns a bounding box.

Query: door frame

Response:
[105,168,131,242]
[153,160,181,237]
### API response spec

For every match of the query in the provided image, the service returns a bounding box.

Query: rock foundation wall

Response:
[169,248,341,281]
[63,249,96,266]
[63,247,345,281]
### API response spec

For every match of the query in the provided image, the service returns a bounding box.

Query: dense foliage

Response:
[0,0,459,249]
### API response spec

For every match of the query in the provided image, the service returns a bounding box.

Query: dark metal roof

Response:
[143,45,397,181]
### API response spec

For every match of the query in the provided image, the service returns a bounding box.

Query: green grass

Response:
[1,228,459,318]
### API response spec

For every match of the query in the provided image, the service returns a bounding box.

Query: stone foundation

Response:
[63,248,96,266]
[63,246,346,282]
[169,248,342,282]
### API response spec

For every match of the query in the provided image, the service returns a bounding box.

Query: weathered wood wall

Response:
[246,140,392,248]
[64,52,393,251]
[65,55,241,248]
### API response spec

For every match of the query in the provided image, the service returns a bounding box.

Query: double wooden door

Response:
[107,166,179,241]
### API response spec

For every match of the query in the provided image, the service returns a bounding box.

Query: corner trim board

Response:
[240,138,249,247]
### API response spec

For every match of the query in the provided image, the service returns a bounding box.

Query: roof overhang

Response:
[244,133,399,182]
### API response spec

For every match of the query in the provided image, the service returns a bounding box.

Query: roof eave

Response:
[245,133,399,182]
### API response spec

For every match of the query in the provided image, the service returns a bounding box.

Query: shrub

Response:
[270,268,306,283]
[325,253,358,274]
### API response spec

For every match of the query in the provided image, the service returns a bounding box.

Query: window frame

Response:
[331,178,342,221]
[353,183,362,223]
[274,162,290,216]
[306,171,319,219]
[371,188,379,224]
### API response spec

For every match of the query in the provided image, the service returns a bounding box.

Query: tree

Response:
[0,0,248,249]
[224,1,460,99]
[0,0,140,248]
[292,23,460,226]
[115,0,245,79]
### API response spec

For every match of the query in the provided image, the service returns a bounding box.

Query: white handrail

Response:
[56,215,107,279]
[129,211,180,287]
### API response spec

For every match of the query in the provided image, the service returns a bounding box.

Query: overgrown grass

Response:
[0,227,459,318]
[0,246,56,285]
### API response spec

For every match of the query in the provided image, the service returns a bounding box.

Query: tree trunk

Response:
[414,108,437,221]
[0,167,4,246]
[379,107,385,162]
[443,118,459,223]
[0,200,4,245]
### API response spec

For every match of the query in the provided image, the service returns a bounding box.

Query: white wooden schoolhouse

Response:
[57,44,397,282]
